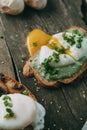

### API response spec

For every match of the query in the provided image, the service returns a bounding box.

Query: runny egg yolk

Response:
[27,29,76,60]
[27,29,51,56]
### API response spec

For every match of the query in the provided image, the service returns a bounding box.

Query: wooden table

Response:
[0,0,87,129]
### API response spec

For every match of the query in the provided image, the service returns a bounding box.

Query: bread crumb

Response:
[83,90,85,94]
[21,60,24,63]
[82,91,86,98]
[57,30,59,33]
[35,82,38,86]
[57,110,60,113]
[34,78,36,81]
[15,34,18,37]
[42,98,44,102]
[83,94,86,98]
[36,87,40,92]
[80,117,83,121]
[50,101,53,104]
[18,70,21,73]
[25,24,28,28]
[59,105,61,109]
[53,123,56,127]
[1,61,4,64]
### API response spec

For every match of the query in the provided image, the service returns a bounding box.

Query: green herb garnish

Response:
[42,56,52,70]
[4,100,13,107]
[76,42,81,48]
[41,45,66,72]
[42,51,60,73]
[3,95,11,101]
[62,31,75,46]
[33,42,38,47]
[22,90,29,96]
[62,30,84,48]
[3,95,15,119]
[52,52,60,62]
[4,108,14,119]
[50,43,59,51]
[58,46,65,54]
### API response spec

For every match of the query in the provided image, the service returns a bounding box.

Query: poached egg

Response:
[39,31,87,67]
[0,94,46,130]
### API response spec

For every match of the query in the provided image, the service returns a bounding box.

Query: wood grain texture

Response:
[0,0,87,130]
[0,18,15,78]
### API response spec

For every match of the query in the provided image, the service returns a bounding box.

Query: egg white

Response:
[39,45,75,67]
[53,32,87,60]
[0,94,46,130]
[39,31,87,67]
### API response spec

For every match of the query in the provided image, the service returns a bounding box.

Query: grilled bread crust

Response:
[0,73,37,100]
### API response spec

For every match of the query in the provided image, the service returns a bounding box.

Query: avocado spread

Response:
[31,54,87,81]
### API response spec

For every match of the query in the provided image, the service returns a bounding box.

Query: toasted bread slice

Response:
[23,26,87,88]
[0,81,8,95]
[0,73,37,101]
[23,59,34,77]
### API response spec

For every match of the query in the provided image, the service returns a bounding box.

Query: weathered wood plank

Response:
[0,18,15,78]
[0,0,87,129]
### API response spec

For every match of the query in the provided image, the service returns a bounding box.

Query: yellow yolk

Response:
[27,29,51,56]
[47,36,62,49]
[27,29,76,60]
[65,49,76,61]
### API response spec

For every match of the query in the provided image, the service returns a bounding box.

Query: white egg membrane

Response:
[0,94,46,130]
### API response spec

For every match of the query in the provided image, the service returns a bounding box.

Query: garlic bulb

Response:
[24,0,47,10]
[0,0,25,15]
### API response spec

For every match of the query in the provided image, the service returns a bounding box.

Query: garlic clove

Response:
[0,0,25,15]
[24,0,47,10]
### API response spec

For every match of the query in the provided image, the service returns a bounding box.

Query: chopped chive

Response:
[62,30,84,49]
[33,42,38,47]
[22,90,29,96]
[52,52,60,62]
[58,46,65,54]
[4,101,13,107]
[3,95,15,119]
[3,96,11,101]
[4,108,14,119]
[76,43,81,48]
